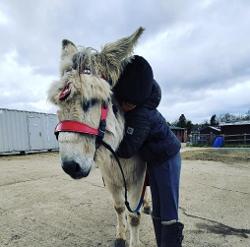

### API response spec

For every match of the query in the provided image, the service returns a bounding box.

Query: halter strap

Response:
[54,120,99,139]
[54,103,108,141]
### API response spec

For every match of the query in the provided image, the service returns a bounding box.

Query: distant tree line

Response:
[170,110,250,134]
[218,110,250,122]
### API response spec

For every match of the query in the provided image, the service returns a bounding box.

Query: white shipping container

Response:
[0,108,58,153]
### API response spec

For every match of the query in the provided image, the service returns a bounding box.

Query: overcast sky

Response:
[0,0,250,123]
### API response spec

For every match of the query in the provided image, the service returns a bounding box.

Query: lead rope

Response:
[100,140,146,215]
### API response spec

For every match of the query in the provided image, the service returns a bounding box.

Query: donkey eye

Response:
[83,68,91,74]
[82,98,99,112]
[82,101,90,112]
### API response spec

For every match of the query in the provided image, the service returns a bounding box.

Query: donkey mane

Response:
[60,27,144,86]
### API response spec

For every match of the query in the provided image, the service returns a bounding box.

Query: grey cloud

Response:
[139,1,250,91]
[1,0,250,122]
[0,0,182,76]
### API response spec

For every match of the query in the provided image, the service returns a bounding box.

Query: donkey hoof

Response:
[143,206,151,215]
[114,238,126,247]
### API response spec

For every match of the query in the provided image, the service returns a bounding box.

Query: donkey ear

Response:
[61,39,77,58]
[99,27,144,86]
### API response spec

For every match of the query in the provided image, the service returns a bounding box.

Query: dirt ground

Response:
[0,151,249,247]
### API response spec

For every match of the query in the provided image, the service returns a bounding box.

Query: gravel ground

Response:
[0,152,249,247]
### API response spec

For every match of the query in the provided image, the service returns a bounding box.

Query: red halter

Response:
[54,103,108,141]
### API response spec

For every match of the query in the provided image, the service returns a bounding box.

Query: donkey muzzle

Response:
[61,160,90,179]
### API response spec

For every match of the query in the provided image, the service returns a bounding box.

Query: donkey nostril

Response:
[62,160,80,176]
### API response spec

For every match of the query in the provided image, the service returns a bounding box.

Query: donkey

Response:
[48,27,149,247]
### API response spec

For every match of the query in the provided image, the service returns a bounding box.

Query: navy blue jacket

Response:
[116,81,181,165]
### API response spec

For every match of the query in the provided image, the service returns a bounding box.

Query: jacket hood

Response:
[113,55,153,105]
[143,80,161,109]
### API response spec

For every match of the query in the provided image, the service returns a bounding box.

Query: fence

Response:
[223,133,250,144]
[189,133,250,146]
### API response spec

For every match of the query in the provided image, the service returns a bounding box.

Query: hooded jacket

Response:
[116,80,181,165]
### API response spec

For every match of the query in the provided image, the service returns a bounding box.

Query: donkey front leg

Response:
[128,212,143,247]
[114,205,127,247]
[108,184,127,247]
[143,187,151,215]
[127,184,146,247]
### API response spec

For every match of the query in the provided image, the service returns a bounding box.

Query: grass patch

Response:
[181,149,250,163]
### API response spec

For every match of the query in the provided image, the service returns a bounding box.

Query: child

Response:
[113,55,184,247]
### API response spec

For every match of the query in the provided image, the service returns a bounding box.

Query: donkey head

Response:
[48,27,144,179]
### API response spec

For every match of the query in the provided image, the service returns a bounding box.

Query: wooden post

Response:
[209,132,214,145]
[222,134,225,145]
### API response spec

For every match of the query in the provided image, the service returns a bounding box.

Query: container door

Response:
[28,116,44,150]
[47,115,58,149]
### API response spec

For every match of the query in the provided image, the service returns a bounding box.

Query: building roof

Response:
[0,108,56,116]
[200,126,221,132]
[209,126,221,131]
[219,121,250,126]
[170,126,186,130]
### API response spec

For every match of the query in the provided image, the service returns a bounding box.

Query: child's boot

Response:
[160,222,184,247]
[152,215,162,246]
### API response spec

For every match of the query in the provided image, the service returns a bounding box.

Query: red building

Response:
[170,126,187,143]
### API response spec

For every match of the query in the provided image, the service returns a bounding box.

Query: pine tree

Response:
[210,114,218,126]
[186,120,193,134]
[177,114,187,128]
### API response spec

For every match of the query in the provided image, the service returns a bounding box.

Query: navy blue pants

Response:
[148,152,181,221]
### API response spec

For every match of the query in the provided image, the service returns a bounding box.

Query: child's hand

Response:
[121,102,136,112]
